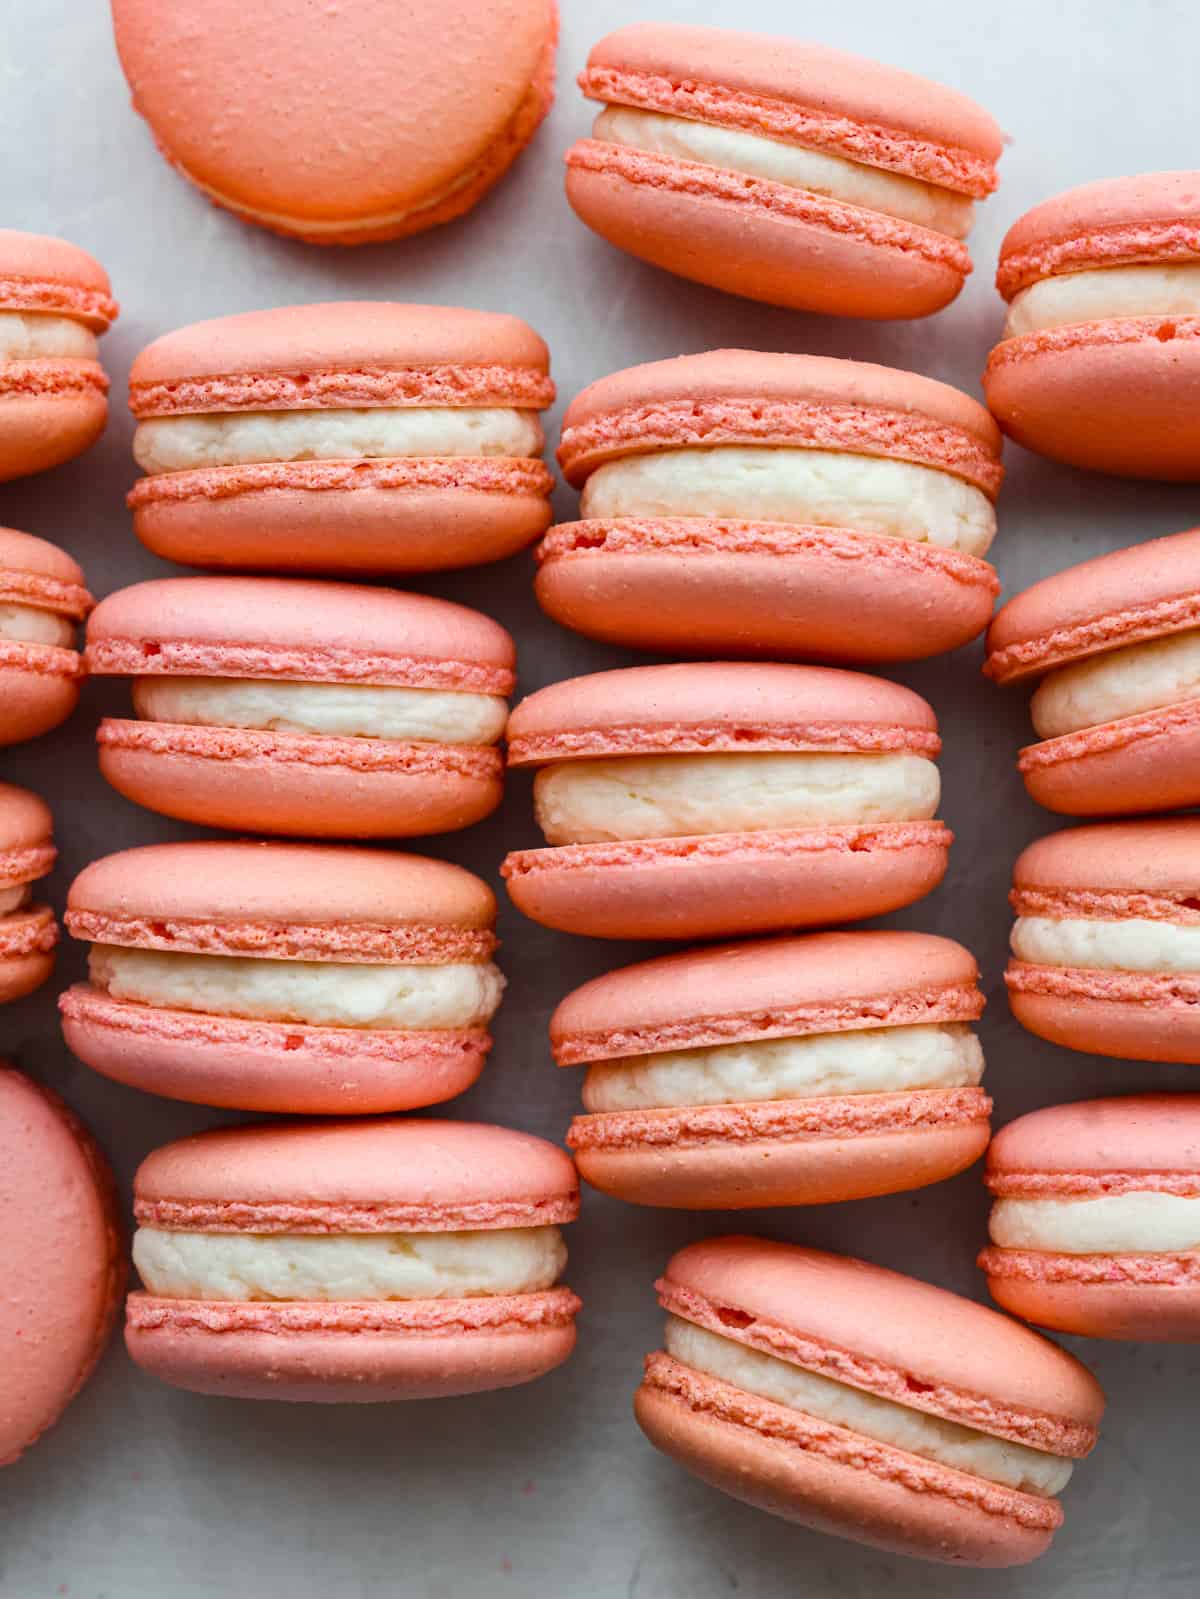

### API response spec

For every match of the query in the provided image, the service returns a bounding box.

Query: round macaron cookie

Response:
[125,1119,580,1402]
[0,230,117,481]
[0,783,58,1006]
[111,0,557,244]
[0,526,92,745]
[126,303,556,574]
[565,24,1003,318]
[60,842,504,1115]
[539,351,1003,662]
[1007,820,1200,1062]
[1,1067,123,1467]
[554,932,990,1208]
[985,173,1200,479]
[637,1237,1103,1566]
[86,576,513,838]
[980,1096,1200,1342]
[501,663,952,941]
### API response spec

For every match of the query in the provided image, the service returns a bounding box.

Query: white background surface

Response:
[3,1,1199,1594]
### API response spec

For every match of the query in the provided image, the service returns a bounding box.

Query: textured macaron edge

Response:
[978,1248,1200,1286]
[985,316,1200,383]
[0,360,109,398]
[507,718,940,765]
[133,1188,579,1234]
[0,638,85,682]
[0,905,58,958]
[986,591,1200,683]
[1015,699,1200,774]
[1006,962,1200,1008]
[997,220,1200,301]
[1010,884,1200,923]
[0,842,56,887]
[126,1284,580,1335]
[0,567,93,622]
[0,275,117,330]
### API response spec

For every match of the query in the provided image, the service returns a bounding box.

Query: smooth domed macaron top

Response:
[0,783,53,853]
[1013,820,1200,896]
[0,230,117,330]
[987,1096,1200,1181]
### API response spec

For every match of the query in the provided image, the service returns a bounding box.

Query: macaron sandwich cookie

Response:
[111,0,558,244]
[86,577,513,838]
[0,230,117,480]
[1007,820,1200,1062]
[126,1120,580,1402]
[0,783,58,1005]
[553,932,990,1208]
[637,1238,1103,1566]
[980,1096,1200,1342]
[565,24,1002,317]
[0,526,92,745]
[985,172,1200,479]
[502,663,951,941]
[1,1067,122,1467]
[61,842,504,1115]
[539,351,1004,662]
[986,526,1200,815]
[126,303,556,574]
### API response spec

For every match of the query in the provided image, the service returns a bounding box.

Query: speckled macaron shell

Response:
[637,1236,1103,1566]
[111,0,557,245]
[0,782,57,1005]
[86,576,514,838]
[61,840,499,1114]
[985,173,1200,479]
[125,1119,580,1402]
[554,932,989,1208]
[1,1068,123,1466]
[980,1096,1200,1341]
[0,526,93,746]
[126,303,556,574]
[540,351,1003,662]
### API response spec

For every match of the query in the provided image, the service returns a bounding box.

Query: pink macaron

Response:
[0,525,93,745]
[984,172,1200,479]
[61,841,503,1115]
[0,783,58,1006]
[502,663,951,941]
[637,1237,1103,1566]
[111,0,558,244]
[86,577,513,838]
[553,932,990,1208]
[565,24,1002,317]
[126,303,556,574]
[125,1118,580,1402]
[0,230,117,481]
[1,1067,123,1466]
[538,351,1004,663]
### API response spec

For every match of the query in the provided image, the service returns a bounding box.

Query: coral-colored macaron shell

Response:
[0,526,88,593]
[0,230,116,328]
[987,1095,1200,1180]
[1019,716,1200,818]
[1012,818,1200,894]
[0,782,53,853]
[985,1274,1200,1345]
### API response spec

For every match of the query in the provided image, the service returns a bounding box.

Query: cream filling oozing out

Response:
[592,106,975,238]
[132,407,544,474]
[0,604,75,647]
[131,678,508,745]
[1031,629,1200,740]
[534,752,940,846]
[581,448,996,559]
[582,1022,983,1112]
[133,1224,565,1301]
[1011,917,1200,973]
[89,945,506,1030]
[990,1192,1200,1254]
[1005,263,1200,337]
[0,310,99,360]
[663,1318,1072,1495]
[0,883,32,916]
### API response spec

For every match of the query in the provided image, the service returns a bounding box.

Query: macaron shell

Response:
[0,905,57,1005]
[1018,704,1200,816]
[1011,816,1200,894]
[0,647,83,745]
[0,382,109,482]
[1005,970,1200,1064]
[984,1270,1200,1344]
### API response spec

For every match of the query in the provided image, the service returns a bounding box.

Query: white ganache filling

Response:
[0,604,75,647]
[990,1192,1200,1254]
[582,1022,983,1111]
[663,1318,1071,1495]
[1031,629,1200,739]
[593,106,975,239]
[581,448,996,558]
[1011,916,1200,974]
[0,884,32,916]
[133,1224,565,1301]
[0,310,99,360]
[1005,263,1200,338]
[89,945,505,1030]
[534,752,940,846]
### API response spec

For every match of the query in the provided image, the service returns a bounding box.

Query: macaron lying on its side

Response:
[566,24,1003,317]
[637,1238,1103,1566]
[61,843,504,1115]
[539,351,1004,663]
[0,526,93,745]
[980,1096,1200,1342]
[125,1120,580,1402]
[502,663,952,941]
[86,577,513,838]
[126,303,556,573]
[554,932,990,1208]
[0,783,58,1006]
[985,172,1200,479]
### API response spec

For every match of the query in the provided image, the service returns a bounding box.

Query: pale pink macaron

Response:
[553,932,990,1208]
[1,1067,123,1466]
[126,303,556,574]
[0,783,58,1006]
[986,526,1200,815]
[111,0,557,244]
[0,526,93,745]
[985,172,1200,479]
[0,230,117,481]
[1007,820,1200,1062]
[566,24,1003,317]
[540,351,1004,662]
[126,1119,580,1402]
[502,663,952,941]
[86,576,514,838]
[980,1096,1200,1342]
[637,1237,1103,1566]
